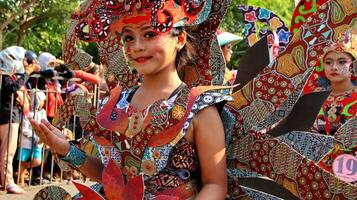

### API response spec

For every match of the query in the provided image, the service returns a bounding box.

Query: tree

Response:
[247,0,295,26]
[0,0,78,57]
[0,0,38,49]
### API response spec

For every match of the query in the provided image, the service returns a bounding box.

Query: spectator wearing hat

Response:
[38,52,64,122]
[217,30,243,85]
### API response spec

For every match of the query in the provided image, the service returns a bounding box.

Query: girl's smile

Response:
[132,56,153,64]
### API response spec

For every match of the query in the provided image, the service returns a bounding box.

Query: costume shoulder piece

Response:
[96,85,233,147]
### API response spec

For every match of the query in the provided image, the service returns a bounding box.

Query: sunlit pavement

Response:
[0,181,95,200]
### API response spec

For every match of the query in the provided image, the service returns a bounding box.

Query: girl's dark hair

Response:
[171,27,197,72]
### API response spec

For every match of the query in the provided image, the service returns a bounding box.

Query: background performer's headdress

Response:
[323,27,357,60]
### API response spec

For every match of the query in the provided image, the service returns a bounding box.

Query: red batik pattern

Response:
[312,88,357,136]
[145,138,199,195]
[290,0,328,34]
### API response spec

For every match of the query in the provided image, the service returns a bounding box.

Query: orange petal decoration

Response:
[102,159,144,200]
[97,85,129,133]
[93,135,113,146]
[122,174,145,200]
[102,159,125,200]
[72,181,104,200]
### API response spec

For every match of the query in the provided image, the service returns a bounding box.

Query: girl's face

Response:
[323,51,354,83]
[221,43,233,63]
[122,23,179,76]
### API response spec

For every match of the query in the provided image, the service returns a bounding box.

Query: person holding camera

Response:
[37,52,64,122]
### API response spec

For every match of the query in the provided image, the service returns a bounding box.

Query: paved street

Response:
[0,181,94,200]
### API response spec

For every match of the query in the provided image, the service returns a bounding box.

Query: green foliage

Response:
[247,0,295,26]
[20,19,69,58]
[1,0,79,58]
[220,0,295,69]
[0,0,18,16]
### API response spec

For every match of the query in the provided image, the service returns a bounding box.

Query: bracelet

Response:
[60,141,86,167]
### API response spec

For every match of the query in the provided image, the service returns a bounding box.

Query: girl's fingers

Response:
[41,119,65,139]
[41,119,56,131]
[39,122,52,138]
[39,122,64,142]
[30,118,65,152]
[29,118,41,133]
[29,118,47,144]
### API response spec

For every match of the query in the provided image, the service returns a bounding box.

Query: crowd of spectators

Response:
[0,46,105,194]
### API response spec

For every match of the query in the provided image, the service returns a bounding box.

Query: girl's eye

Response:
[123,35,134,43]
[144,31,157,38]
[338,60,347,65]
[324,61,332,65]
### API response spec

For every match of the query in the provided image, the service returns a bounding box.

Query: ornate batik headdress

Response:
[75,0,208,42]
[64,0,228,89]
[323,27,357,60]
[304,27,357,94]
[322,27,357,79]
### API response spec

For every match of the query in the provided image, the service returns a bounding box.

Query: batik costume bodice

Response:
[93,84,232,199]
[310,87,357,173]
[312,87,357,136]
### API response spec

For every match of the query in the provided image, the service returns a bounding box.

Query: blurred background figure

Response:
[17,91,47,187]
[217,30,242,85]
[37,52,63,122]
[36,52,63,182]
[0,46,25,73]
[38,52,64,71]
[23,51,41,75]
[0,46,40,194]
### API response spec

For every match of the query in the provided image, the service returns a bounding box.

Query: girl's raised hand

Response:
[29,118,70,156]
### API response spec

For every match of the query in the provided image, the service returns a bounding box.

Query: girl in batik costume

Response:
[311,28,357,174]
[312,29,357,136]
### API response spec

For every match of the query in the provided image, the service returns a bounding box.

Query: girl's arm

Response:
[74,70,100,85]
[29,118,104,182]
[193,106,227,199]
[77,154,104,183]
